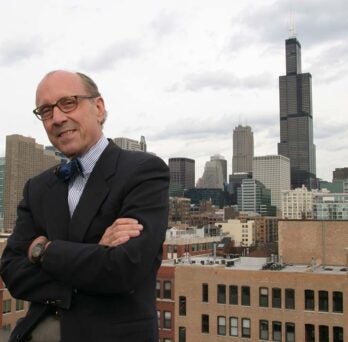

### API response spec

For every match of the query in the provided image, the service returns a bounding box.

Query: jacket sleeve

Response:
[0,181,72,309]
[41,155,170,294]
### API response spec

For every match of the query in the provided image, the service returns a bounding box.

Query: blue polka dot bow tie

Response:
[55,158,83,182]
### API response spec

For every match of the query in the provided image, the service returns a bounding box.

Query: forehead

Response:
[36,71,85,105]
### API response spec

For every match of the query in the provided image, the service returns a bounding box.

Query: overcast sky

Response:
[0,0,347,182]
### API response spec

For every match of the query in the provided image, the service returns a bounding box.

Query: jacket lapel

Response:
[68,142,121,242]
[43,175,70,240]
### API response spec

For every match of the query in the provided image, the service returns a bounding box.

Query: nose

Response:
[51,105,68,124]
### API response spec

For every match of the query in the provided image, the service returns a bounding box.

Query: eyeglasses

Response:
[33,95,99,121]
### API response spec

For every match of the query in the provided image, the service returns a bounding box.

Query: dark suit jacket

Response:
[0,141,169,342]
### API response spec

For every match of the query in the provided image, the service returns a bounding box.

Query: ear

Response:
[95,97,106,124]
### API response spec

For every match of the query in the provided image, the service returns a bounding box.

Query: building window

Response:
[156,281,161,298]
[229,285,238,305]
[259,287,269,307]
[163,311,172,329]
[16,299,24,311]
[305,324,315,342]
[217,316,226,336]
[319,325,329,342]
[229,317,238,337]
[272,321,282,341]
[241,286,250,306]
[333,291,343,313]
[163,281,172,299]
[157,310,160,329]
[242,318,251,338]
[259,320,269,340]
[285,288,295,309]
[285,322,295,342]
[319,290,329,312]
[217,284,226,304]
[272,288,282,308]
[179,296,186,316]
[178,327,186,342]
[202,283,209,303]
[201,314,209,333]
[305,290,314,310]
[2,299,11,313]
[333,327,343,342]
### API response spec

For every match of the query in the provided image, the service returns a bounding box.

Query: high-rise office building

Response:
[232,125,254,174]
[3,135,61,233]
[253,155,291,215]
[197,155,227,190]
[168,158,195,196]
[278,37,316,189]
[333,167,348,181]
[113,136,147,152]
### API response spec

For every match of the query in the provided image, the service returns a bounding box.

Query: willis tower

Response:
[278,37,316,189]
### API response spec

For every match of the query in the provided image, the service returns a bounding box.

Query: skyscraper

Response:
[168,158,195,196]
[197,154,227,189]
[278,37,316,189]
[232,125,254,174]
[113,136,147,152]
[253,155,291,215]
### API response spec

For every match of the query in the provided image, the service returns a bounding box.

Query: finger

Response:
[113,218,139,226]
[112,223,143,232]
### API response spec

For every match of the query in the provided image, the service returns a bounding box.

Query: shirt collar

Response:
[77,135,109,176]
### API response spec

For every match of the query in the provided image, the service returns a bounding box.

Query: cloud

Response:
[170,70,273,92]
[78,39,143,71]
[0,38,43,65]
[150,9,180,38]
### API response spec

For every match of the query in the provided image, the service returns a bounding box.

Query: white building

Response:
[281,185,313,219]
[253,155,291,215]
[113,136,146,152]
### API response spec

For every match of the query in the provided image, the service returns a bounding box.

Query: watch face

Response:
[32,243,45,262]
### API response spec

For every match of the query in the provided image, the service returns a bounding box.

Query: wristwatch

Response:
[31,243,46,264]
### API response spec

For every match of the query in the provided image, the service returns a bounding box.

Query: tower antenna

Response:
[288,11,296,38]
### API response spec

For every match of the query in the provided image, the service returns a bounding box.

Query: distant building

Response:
[232,125,254,174]
[333,167,348,181]
[197,155,226,190]
[253,155,290,215]
[113,136,147,152]
[184,188,227,209]
[237,178,276,217]
[3,135,61,233]
[313,192,348,220]
[278,37,316,189]
[168,197,191,225]
[228,172,251,205]
[319,179,345,193]
[219,219,255,247]
[281,185,313,219]
[169,158,195,196]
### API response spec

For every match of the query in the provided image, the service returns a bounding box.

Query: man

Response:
[0,70,169,341]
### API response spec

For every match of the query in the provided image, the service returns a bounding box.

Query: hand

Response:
[99,218,143,247]
[28,236,49,263]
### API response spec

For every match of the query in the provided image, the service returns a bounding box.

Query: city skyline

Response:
[0,0,347,182]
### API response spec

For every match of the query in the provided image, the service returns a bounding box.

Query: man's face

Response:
[36,71,105,158]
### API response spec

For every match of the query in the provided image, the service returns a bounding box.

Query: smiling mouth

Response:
[58,129,75,138]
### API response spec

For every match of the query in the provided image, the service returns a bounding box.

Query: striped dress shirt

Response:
[68,135,109,216]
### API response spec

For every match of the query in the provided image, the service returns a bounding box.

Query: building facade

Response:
[253,155,291,215]
[169,158,195,197]
[197,155,226,190]
[237,178,276,216]
[278,37,316,189]
[281,185,313,219]
[113,136,147,152]
[3,135,61,233]
[232,125,254,174]
[312,192,348,220]
[0,158,5,230]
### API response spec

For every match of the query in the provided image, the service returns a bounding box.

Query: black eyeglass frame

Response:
[33,95,99,121]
